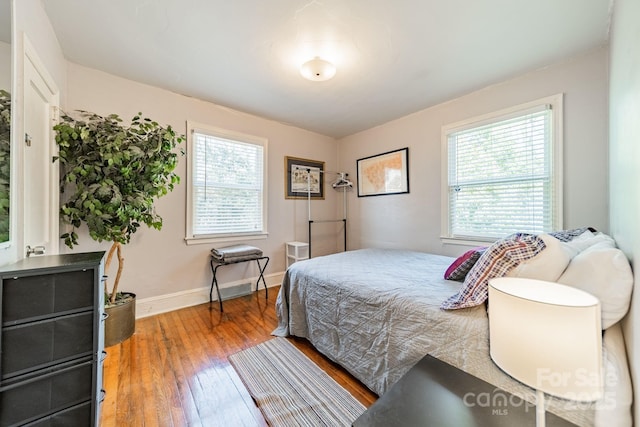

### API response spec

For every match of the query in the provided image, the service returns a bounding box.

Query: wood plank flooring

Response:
[100,286,377,426]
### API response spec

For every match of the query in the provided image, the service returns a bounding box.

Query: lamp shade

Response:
[488,277,602,402]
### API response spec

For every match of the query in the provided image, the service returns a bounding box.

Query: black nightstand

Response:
[353,354,577,427]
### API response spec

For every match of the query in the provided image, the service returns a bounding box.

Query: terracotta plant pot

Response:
[104,292,136,347]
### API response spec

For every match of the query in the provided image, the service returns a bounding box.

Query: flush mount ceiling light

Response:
[300,57,336,81]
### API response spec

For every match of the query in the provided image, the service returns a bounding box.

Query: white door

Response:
[23,42,59,257]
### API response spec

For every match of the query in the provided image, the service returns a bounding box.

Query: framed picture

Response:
[357,147,409,197]
[285,156,325,199]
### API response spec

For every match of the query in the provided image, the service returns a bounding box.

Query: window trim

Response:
[440,94,563,246]
[185,121,268,246]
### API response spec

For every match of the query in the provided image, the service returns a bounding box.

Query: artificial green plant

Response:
[54,110,183,305]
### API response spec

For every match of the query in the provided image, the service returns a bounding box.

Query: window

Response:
[186,122,267,244]
[441,94,563,244]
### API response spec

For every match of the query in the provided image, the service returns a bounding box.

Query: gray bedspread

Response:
[273,248,612,427]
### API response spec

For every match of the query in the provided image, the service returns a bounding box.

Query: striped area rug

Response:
[229,338,366,426]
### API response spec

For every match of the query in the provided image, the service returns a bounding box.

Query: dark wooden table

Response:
[353,354,577,427]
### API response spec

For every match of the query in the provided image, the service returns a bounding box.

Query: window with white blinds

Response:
[442,95,563,243]
[186,123,267,243]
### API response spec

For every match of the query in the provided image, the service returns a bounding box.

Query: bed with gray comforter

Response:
[273,248,631,427]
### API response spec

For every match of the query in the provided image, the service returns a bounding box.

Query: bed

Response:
[273,231,634,427]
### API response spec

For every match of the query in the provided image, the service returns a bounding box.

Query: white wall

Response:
[610,0,640,423]
[0,41,9,90]
[338,48,609,257]
[13,0,66,101]
[63,63,340,316]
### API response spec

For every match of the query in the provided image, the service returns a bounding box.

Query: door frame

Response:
[21,35,59,257]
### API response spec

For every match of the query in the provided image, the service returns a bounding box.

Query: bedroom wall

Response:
[62,63,340,316]
[338,48,609,257]
[0,41,9,90]
[13,0,67,104]
[609,0,640,423]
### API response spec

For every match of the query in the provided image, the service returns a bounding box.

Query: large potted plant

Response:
[54,110,183,346]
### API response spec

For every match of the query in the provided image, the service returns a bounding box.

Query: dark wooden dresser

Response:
[0,252,106,426]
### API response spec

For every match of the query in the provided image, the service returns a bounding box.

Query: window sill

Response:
[440,236,497,247]
[185,232,269,246]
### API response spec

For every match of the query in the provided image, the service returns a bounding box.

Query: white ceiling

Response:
[42,0,611,138]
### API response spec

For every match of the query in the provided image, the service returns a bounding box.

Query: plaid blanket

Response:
[441,233,546,310]
[549,227,595,242]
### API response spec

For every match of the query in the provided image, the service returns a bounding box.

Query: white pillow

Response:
[560,230,616,256]
[557,246,633,329]
[594,322,633,427]
[507,234,573,281]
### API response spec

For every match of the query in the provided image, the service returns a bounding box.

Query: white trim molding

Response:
[135,270,284,319]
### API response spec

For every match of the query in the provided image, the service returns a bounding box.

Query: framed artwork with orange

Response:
[356,147,409,197]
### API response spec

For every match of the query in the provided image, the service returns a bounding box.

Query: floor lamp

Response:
[488,277,603,427]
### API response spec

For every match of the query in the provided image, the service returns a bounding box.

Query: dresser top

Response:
[0,252,105,275]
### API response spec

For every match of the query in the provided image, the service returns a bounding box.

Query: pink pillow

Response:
[444,247,486,281]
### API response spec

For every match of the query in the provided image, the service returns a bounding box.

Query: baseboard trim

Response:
[135,270,284,319]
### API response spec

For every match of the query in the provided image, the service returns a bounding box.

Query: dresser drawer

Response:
[2,312,93,379]
[0,252,104,426]
[2,269,94,324]
[22,401,92,427]
[0,360,93,426]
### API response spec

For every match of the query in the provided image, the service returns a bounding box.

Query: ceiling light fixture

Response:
[300,57,336,81]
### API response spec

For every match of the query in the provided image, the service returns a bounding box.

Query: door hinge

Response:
[51,105,60,124]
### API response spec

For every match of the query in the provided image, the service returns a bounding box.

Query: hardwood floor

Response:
[100,286,377,426]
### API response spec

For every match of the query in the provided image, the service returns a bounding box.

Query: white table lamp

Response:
[488,277,603,427]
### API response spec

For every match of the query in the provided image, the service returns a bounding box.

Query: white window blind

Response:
[445,103,559,241]
[191,130,265,237]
